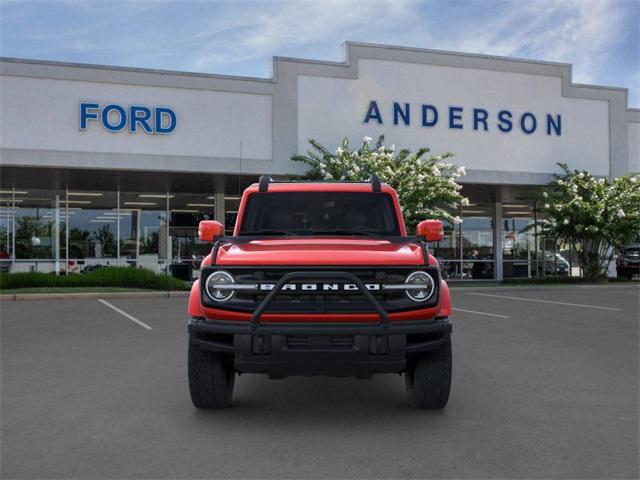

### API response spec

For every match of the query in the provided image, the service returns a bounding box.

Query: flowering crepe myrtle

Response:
[534,162,640,279]
[291,135,469,229]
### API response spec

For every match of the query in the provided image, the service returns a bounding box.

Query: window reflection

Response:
[120,192,169,273]
[170,192,215,268]
[66,191,118,271]
[461,204,494,279]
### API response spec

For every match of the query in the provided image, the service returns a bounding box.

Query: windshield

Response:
[239,191,401,236]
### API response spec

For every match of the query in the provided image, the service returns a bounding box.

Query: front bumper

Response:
[188,317,451,378]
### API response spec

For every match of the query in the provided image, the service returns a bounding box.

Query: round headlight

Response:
[405,271,435,302]
[205,270,235,302]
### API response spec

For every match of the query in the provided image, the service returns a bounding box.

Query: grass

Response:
[0,267,190,291]
[0,287,161,294]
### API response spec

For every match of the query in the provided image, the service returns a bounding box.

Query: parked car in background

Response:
[0,250,10,273]
[538,252,570,276]
[616,244,640,280]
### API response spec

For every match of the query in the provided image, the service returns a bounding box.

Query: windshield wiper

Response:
[240,229,300,236]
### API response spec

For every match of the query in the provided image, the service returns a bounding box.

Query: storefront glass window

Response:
[12,189,67,272]
[502,203,536,278]
[225,195,240,235]
[169,192,215,278]
[461,204,494,279]
[66,190,118,272]
[120,192,169,273]
[0,192,15,272]
[429,205,462,280]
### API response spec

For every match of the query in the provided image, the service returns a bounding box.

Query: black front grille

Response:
[201,266,439,314]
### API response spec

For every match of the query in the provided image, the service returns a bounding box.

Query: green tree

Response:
[92,225,116,257]
[535,163,640,279]
[292,135,468,229]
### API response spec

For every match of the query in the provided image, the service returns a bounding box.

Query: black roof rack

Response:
[369,174,381,192]
[258,175,272,192]
[256,175,383,192]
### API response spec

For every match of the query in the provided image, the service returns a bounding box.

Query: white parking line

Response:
[465,292,622,311]
[453,308,511,319]
[97,299,153,330]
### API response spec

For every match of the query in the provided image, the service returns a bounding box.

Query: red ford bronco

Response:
[187,176,453,409]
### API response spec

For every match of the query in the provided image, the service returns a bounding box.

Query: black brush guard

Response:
[248,271,390,331]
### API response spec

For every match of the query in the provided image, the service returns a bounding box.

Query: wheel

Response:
[404,335,452,409]
[188,341,235,409]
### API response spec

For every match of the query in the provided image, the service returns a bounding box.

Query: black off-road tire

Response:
[188,341,235,409]
[404,335,452,409]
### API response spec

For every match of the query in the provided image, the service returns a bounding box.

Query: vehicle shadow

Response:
[186,374,451,429]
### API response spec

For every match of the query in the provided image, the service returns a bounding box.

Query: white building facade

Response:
[1,42,638,279]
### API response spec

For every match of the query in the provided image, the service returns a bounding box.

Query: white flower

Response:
[456,166,466,176]
[617,209,625,218]
[453,216,462,224]
[335,147,343,155]
[557,179,564,185]
[562,219,569,225]
[460,197,470,206]
[542,191,548,198]
[578,172,584,178]
[363,136,372,144]
[390,144,395,152]
[544,203,550,209]
[631,176,638,183]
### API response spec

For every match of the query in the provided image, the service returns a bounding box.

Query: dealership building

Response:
[1,42,638,280]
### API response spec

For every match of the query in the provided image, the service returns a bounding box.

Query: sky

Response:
[1,0,638,106]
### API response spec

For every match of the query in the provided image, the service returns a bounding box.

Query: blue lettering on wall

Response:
[520,112,537,134]
[80,103,99,130]
[421,104,438,127]
[473,108,489,131]
[155,107,177,134]
[79,103,177,134]
[393,102,410,126]
[363,100,383,124]
[497,110,513,132]
[102,104,127,132]
[363,101,562,137]
[546,114,561,136]
[449,106,463,129]
[130,105,153,133]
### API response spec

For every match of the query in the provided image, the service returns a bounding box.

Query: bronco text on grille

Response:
[186,175,453,409]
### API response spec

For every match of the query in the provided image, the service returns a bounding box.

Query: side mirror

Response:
[198,220,224,242]
[416,220,444,242]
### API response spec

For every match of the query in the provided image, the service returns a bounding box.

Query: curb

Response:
[0,291,190,301]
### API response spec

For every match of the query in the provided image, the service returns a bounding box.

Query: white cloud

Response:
[1,0,636,103]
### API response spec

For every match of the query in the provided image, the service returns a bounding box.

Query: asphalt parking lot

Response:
[1,285,638,479]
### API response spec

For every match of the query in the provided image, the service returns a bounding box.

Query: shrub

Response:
[0,267,190,291]
[533,163,640,279]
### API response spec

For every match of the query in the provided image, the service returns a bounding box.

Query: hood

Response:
[216,238,424,266]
